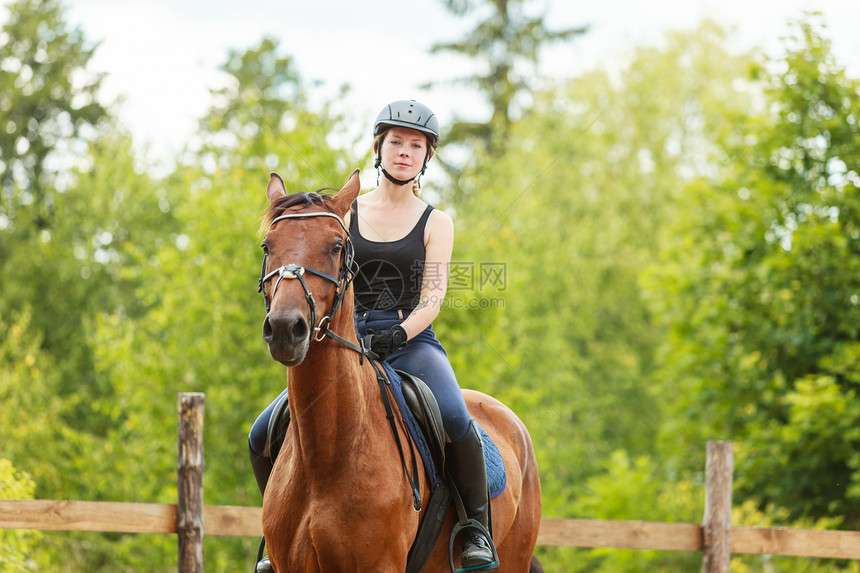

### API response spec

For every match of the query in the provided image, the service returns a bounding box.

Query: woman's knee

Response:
[437,396,471,441]
[249,387,288,456]
[248,415,269,456]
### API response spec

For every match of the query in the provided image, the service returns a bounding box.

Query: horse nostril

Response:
[291,317,308,341]
[263,317,274,342]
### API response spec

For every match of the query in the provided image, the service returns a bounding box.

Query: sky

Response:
[12,0,860,172]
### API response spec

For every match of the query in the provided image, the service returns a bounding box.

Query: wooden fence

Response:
[2,393,860,572]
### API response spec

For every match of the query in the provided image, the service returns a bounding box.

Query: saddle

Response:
[397,369,447,473]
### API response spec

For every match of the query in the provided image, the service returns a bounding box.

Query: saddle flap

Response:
[396,369,447,474]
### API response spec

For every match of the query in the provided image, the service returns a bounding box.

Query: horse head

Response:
[259,170,361,366]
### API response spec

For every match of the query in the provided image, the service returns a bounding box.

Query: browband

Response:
[269,212,349,234]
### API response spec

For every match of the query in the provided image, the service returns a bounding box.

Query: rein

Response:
[258,207,423,510]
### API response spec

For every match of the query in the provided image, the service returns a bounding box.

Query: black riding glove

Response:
[366,324,408,361]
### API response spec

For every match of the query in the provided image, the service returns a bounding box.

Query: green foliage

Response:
[646,13,860,530]
[561,451,703,571]
[0,311,44,572]
[196,35,361,187]
[0,0,146,499]
[430,0,587,155]
[0,0,106,224]
[0,130,181,569]
[442,21,758,538]
[730,501,854,572]
[0,459,39,572]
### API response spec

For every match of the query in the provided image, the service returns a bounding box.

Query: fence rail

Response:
[3,500,860,561]
[3,393,860,571]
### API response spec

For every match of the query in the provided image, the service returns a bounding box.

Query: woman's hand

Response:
[366,324,408,360]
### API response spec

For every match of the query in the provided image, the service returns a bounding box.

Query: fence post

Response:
[701,441,733,573]
[178,392,205,573]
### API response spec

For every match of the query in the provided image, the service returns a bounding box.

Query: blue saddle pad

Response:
[382,364,507,499]
[477,424,507,499]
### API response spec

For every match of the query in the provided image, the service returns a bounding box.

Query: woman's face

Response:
[379,126,429,181]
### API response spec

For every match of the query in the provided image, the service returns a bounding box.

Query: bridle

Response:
[258,210,361,350]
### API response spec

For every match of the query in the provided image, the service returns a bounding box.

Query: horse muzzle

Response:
[263,308,310,366]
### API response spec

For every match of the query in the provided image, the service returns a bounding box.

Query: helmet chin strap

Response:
[380,167,417,186]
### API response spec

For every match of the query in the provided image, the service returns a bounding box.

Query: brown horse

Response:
[258,169,543,572]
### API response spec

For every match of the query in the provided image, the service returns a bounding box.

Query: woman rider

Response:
[248,100,497,572]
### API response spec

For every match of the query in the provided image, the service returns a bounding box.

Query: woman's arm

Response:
[400,209,454,339]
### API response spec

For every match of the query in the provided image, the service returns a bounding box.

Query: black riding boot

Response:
[249,446,274,573]
[446,420,499,572]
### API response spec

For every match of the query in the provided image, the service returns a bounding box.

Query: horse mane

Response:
[260,189,338,235]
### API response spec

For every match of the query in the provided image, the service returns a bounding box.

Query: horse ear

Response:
[330,169,361,217]
[267,173,287,204]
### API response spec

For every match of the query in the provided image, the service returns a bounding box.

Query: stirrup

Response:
[255,555,273,572]
[448,519,499,573]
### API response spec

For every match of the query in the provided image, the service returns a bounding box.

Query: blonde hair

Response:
[373,132,436,197]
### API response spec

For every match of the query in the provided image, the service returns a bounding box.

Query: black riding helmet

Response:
[373,100,439,186]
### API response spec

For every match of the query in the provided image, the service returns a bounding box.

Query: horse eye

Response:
[261,243,269,254]
[331,242,343,255]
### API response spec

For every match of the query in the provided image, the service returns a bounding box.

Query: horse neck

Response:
[286,315,376,468]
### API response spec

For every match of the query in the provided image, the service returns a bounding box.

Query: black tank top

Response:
[350,201,434,312]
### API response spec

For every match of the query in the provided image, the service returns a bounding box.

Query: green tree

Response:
[0,3,183,570]
[646,14,860,529]
[429,0,586,157]
[197,35,359,187]
[439,20,761,571]
[562,451,703,571]
[0,0,106,227]
[0,131,182,571]
[0,0,131,432]
[0,458,40,572]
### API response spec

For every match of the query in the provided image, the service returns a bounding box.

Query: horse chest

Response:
[275,496,415,572]
[266,449,420,571]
